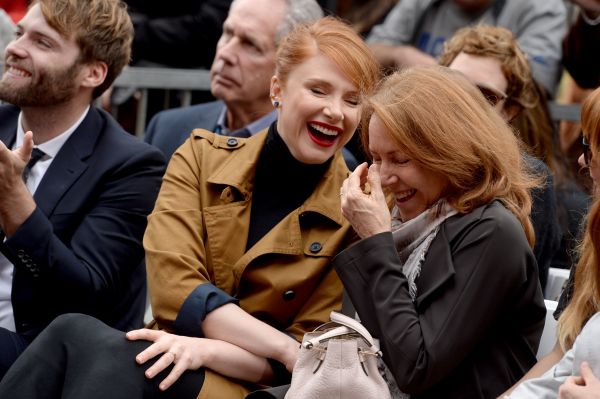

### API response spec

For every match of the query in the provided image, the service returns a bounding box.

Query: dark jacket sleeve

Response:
[563,14,600,89]
[333,208,542,394]
[173,283,237,337]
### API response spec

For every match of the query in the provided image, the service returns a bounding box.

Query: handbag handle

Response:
[302,311,382,356]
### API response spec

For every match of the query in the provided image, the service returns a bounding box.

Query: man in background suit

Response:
[144,0,327,160]
[0,0,165,378]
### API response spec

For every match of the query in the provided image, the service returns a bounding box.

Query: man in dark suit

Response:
[144,0,334,160]
[0,0,165,378]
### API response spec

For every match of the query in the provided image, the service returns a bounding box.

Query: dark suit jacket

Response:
[334,201,545,399]
[0,104,165,338]
[144,100,223,160]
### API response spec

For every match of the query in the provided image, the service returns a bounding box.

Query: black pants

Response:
[0,314,204,399]
[0,326,30,379]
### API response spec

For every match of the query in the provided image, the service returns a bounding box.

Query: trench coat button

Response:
[17,250,25,258]
[283,290,296,301]
[227,138,238,147]
[309,242,322,253]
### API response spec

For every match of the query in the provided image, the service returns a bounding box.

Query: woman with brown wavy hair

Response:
[335,65,545,398]
[506,87,600,399]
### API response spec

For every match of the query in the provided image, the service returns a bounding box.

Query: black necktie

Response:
[22,148,46,183]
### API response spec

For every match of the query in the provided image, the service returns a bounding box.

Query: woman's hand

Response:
[341,162,391,238]
[126,329,211,391]
[559,362,600,399]
[0,131,37,236]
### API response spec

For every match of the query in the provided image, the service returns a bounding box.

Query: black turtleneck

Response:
[246,123,332,250]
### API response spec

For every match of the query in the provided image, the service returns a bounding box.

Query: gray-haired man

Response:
[144,0,324,158]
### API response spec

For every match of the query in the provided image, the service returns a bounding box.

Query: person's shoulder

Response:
[503,0,565,16]
[188,128,258,152]
[94,107,165,163]
[151,101,223,127]
[523,153,551,175]
[0,103,20,120]
[144,100,224,149]
[169,129,265,179]
[445,201,527,244]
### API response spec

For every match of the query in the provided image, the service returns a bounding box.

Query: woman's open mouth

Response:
[307,121,341,147]
[396,189,416,203]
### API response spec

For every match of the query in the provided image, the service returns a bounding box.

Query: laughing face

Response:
[271,52,361,164]
[368,114,449,222]
[0,4,82,106]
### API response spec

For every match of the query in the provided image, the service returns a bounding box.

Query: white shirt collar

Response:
[14,105,90,156]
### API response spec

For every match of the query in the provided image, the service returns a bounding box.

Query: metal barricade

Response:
[112,66,211,137]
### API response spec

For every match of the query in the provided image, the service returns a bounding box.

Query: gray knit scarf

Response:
[391,199,457,300]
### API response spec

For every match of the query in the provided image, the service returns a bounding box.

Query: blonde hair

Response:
[558,87,600,350]
[363,66,536,244]
[275,16,380,98]
[38,0,133,99]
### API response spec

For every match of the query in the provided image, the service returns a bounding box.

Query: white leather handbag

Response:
[285,311,392,399]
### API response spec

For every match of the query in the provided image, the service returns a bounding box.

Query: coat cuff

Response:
[173,283,238,337]
[3,207,52,275]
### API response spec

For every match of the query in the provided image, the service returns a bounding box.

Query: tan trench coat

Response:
[144,129,354,398]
